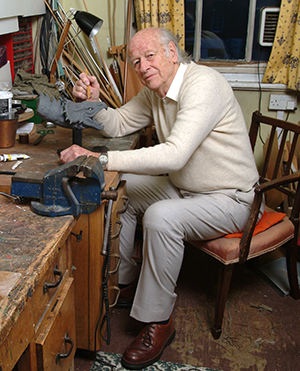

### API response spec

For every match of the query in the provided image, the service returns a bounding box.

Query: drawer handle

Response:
[109,286,121,308]
[71,230,83,242]
[43,265,63,294]
[111,220,123,240]
[55,332,74,363]
[117,196,129,215]
[109,253,121,275]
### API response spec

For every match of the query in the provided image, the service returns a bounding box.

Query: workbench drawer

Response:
[33,242,70,325]
[36,277,76,371]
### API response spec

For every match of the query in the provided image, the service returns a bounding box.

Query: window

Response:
[185,0,281,63]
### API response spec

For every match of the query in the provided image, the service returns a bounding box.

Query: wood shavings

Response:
[250,303,273,312]
[254,337,275,348]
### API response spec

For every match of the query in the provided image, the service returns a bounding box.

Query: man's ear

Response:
[168,41,178,63]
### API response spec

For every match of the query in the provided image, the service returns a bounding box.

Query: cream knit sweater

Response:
[94,62,259,193]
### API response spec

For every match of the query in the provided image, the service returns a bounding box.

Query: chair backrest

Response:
[249,110,300,204]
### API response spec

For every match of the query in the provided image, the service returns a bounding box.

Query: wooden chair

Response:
[190,110,300,340]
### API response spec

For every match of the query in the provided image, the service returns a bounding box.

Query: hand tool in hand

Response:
[85,68,91,99]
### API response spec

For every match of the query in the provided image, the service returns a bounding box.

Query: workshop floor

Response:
[74,244,300,371]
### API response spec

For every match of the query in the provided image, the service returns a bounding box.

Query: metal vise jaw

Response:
[10,156,115,217]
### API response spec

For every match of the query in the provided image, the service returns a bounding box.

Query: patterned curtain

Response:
[133,0,185,49]
[262,0,300,91]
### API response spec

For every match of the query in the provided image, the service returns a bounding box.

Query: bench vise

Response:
[10,156,117,217]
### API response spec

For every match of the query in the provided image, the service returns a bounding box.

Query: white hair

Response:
[128,27,192,65]
[158,28,192,63]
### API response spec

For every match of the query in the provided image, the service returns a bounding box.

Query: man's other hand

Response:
[60,144,100,164]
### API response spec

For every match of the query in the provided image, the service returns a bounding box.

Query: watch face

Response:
[99,154,108,164]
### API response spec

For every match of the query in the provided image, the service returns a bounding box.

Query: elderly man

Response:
[60,27,261,369]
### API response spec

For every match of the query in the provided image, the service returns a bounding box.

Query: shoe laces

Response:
[141,324,156,347]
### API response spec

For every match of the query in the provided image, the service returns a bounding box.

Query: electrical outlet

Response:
[269,94,297,111]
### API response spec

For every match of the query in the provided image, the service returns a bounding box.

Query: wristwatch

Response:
[99,153,108,166]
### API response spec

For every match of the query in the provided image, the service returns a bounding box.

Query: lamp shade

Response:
[71,9,103,38]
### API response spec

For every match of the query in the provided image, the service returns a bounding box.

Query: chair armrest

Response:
[255,171,300,194]
[239,192,263,263]
[239,171,300,264]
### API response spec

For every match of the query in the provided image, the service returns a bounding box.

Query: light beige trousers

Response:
[119,173,260,323]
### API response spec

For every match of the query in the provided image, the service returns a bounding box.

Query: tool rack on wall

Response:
[0,16,33,82]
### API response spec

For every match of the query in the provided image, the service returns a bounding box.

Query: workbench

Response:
[0,125,140,370]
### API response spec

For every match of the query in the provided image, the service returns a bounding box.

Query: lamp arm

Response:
[56,0,109,85]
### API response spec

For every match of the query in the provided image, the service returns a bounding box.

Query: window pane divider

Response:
[193,0,202,62]
[245,0,257,62]
[193,0,258,63]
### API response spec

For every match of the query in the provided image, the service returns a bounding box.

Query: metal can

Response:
[0,90,13,114]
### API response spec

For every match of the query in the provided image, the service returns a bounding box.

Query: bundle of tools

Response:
[43,0,129,109]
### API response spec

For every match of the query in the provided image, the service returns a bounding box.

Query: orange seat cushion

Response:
[224,211,286,238]
[189,210,294,265]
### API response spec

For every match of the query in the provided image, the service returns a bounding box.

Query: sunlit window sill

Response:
[221,73,288,91]
[201,63,289,92]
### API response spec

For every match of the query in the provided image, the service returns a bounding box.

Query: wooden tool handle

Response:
[85,68,91,99]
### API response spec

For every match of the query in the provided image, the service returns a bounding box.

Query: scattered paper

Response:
[16,121,34,135]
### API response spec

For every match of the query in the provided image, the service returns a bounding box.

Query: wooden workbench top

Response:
[0,125,140,191]
[0,195,76,343]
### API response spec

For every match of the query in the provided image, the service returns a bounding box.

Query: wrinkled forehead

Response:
[128,29,164,59]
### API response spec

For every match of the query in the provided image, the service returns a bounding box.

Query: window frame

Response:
[192,0,257,62]
[190,0,287,91]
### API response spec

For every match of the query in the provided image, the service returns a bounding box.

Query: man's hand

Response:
[60,144,100,164]
[73,72,101,102]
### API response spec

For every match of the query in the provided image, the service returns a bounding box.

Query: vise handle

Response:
[102,190,118,201]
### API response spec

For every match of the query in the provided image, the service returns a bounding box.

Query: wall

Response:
[234,88,300,170]
[235,89,300,127]
[59,0,127,65]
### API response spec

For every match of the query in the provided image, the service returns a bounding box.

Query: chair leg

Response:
[212,264,234,340]
[286,240,300,300]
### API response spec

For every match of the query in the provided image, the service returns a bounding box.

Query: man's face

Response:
[128,29,179,98]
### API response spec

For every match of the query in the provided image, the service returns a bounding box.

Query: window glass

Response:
[185,0,281,62]
[202,0,250,60]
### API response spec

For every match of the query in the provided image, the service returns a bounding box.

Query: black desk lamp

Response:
[71,9,103,38]
[70,7,103,59]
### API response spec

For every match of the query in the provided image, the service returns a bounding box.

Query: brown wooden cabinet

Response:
[72,180,126,351]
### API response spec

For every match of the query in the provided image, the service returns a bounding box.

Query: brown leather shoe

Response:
[121,317,175,370]
[115,279,138,309]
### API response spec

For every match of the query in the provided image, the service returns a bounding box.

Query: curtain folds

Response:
[133,0,185,49]
[262,0,300,91]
